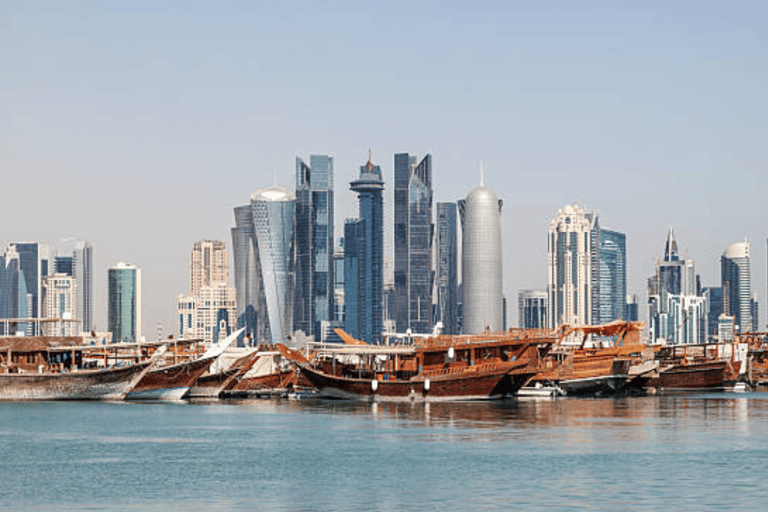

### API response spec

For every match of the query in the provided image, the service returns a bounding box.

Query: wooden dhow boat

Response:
[647,341,745,393]
[275,328,554,402]
[185,347,261,398]
[0,336,166,401]
[126,328,243,400]
[526,320,648,396]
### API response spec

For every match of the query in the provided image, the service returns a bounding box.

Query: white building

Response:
[190,240,228,296]
[42,273,78,336]
[547,205,597,328]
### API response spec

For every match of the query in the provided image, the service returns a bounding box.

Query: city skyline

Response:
[3,2,767,337]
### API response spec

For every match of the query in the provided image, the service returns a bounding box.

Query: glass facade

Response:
[231,205,260,343]
[11,243,48,322]
[518,289,547,329]
[459,185,503,334]
[435,202,458,334]
[108,263,140,343]
[0,248,28,335]
[346,155,384,344]
[250,186,296,344]
[721,241,751,333]
[393,153,433,334]
[596,228,626,324]
[294,155,334,340]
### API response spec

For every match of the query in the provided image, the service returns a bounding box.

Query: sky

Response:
[2,1,767,338]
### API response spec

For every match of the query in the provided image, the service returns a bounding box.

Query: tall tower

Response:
[108,262,141,343]
[435,202,458,334]
[249,186,296,343]
[547,205,597,328]
[596,227,626,324]
[0,246,28,335]
[73,241,92,333]
[459,169,503,334]
[393,153,433,334]
[346,151,385,344]
[721,240,751,333]
[518,290,547,329]
[190,240,228,296]
[42,274,77,336]
[294,155,335,339]
[10,242,49,324]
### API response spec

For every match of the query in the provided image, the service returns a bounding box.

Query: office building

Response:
[393,152,433,334]
[178,240,236,344]
[344,152,385,343]
[0,247,28,335]
[55,241,93,332]
[626,295,639,322]
[702,287,723,342]
[721,240,752,333]
[294,155,335,339]
[518,289,547,329]
[42,273,77,336]
[231,205,259,341]
[10,242,49,324]
[108,262,141,343]
[546,205,597,328]
[595,228,627,324]
[459,172,503,334]
[435,202,458,334]
[190,240,228,296]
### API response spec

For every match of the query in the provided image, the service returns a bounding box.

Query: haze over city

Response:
[3,1,766,338]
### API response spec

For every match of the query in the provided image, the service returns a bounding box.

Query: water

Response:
[1,394,768,511]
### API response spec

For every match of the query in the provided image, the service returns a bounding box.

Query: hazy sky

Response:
[2,1,766,338]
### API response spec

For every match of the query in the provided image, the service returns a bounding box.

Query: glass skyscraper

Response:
[596,228,626,324]
[393,153,433,334]
[721,240,752,333]
[0,247,28,335]
[294,155,334,340]
[108,262,141,343]
[10,242,49,323]
[345,153,384,344]
[231,205,259,342]
[518,289,547,329]
[250,186,296,344]
[435,202,458,334]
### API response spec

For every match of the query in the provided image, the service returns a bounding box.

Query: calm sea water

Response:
[1,394,768,511]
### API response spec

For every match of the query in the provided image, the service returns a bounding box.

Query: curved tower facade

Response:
[250,186,296,343]
[459,184,503,334]
[721,240,751,333]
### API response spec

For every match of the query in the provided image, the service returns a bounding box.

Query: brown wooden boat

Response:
[527,321,647,396]
[275,328,554,402]
[186,350,260,398]
[656,360,727,391]
[647,342,744,392]
[0,336,165,401]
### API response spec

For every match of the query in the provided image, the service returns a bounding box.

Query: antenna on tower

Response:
[479,160,484,186]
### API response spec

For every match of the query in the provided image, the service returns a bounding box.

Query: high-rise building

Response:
[294,155,335,340]
[231,205,259,341]
[702,287,723,342]
[54,256,74,276]
[42,273,77,336]
[459,173,503,334]
[10,242,49,324]
[721,240,751,334]
[178,240,236,344]
[435,202,458,334]
[518,289,547,329]
[0,247,28,335]
[546,205,597,328]
[596,228,627,324]
[750,293,759,333]
[190,240,228,296]
[108,262,141,343]
[393,153,433,334]
[55,241,93,332]
[250,186,296,344]
[626,294,639,322]
[344,152,384,344]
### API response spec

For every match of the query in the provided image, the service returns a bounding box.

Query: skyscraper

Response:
[722,240,752,333]
[547,205,597,328]
[42,273,77,336]
[294,155,335,339]
[10,242,49,324]
[345,152,384,344]
[250,186,296,343]
[56,241,92,332]
[595,228,626,324]
[518,289,547,329]
[0,246,28,335]
[703,286,723,342]
[231,205,259,341]
[435,202,458,334]
[108,262,141,343]
[459,172,503,334]
[190,240,228,296]
[393,153,433,334]
[178,240,236,344]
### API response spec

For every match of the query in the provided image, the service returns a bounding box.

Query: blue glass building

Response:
[393,153,433,334]
[345,153,384,344]
[435,202,458,334]
[721,241,752,333]
[108,262,141,343]
[294,155,334,340]
[596,227,627,323]
[0,247,28,335]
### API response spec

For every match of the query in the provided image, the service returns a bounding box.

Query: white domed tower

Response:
[458,163,503,334]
